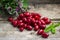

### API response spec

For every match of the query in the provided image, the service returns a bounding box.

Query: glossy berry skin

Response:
[34,15,40,20]
[37,29,44,35]
[30,18,36,26]
[27,19,31,25]
[40,20,46,25]
[31,13,41,18]
[45,19,51,24]
[42,17,51,24]
[36,13,41,18]
[38,21,41,26]
[12,20,17,27]
[31,18,35,24]
[35,20,39,24]
[42,32,49,38]
[18,23,24,28]
[19,14,24,18]
[19,27,24,32]
[22,18,27,23]
[33,23,37,27]
[24,12,30,17]
[17,20,23,25]
[23,24,27,28]
[31,13,36,18]
[42,17,48,21]
[26,25,32,31]
[40,25,46,29]
[8,17,13,22]
[34,25,39,31]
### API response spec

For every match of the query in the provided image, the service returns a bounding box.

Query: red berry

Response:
[33,23,37,27]
[12,20,17,27]
[34,25,39,31]
[36,13,41,18]
[34,15,40,20]
[18,23,24,27]
[42,17,48,21]
[19,14,24,18]
[27,17,32,19]
[26,25,32,31]
[40,20,46,25]
[38,21,41,26]
[8,17,13,22]
[17,20,23,25]
[45,19,51,24]
[22,18,27,23]
[29,15,32,18]
[42,32,49,38]
[31,13,36,17]
[24,12,30,17]
[19,27,24,32]
[23,24,27,28]
[27,19,31,24]
[37,29,44,35]
[35,20,39,24]
[31,13,41,18]
[31,18,35,24]
[40,25,46,29]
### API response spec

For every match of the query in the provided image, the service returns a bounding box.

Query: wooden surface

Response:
[28,0,60,4]
[0,4,60,40]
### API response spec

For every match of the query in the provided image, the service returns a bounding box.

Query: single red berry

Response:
[31,13,36,17]
[38,21,41,26]
[40,20,46,25]
[12,20,18,27]
[40,25,46,29]
[33,23,37,27]
[36,13,41,18]
[27,18,31,24]
[19,14,24,18]
[45,19,51,24]
[34,15,40,20]
[18,23,24,27]
[42,17,48,21]
[24,12,30,17]
[8,17,13,22]
[27,16,32,19]
[31,13,41,18]
[17,20,23,25]
[35,20,39,24]
[42,32,49,38]
[31,18,35,24]
[22,18,27,23]
[19,27,24,32]
[34,25,39,31]
[37,29,44,35]
[26,25,32,31]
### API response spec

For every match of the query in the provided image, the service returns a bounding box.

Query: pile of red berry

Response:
[8,12,51,38]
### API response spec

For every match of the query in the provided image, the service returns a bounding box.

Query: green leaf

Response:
[51,28,56,34]
[53,23,60,28]
[44,23,54,33]
[22,0,29,9]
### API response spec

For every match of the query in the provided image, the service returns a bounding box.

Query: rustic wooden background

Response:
[28,0,60,4]
[0,0,60,40]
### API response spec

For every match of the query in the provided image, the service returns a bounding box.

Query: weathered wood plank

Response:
[28,0,60,4]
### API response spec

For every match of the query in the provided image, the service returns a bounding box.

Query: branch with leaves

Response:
[0,0,29,16]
